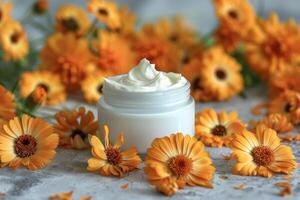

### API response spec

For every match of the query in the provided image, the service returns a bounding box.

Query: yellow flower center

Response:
[228,9,239,20]
[61,17,79,32]
[168,155,192,176]
[10,32,21,44]
[105,147,121,165]
[215,68,227,80]
[71,129,87,140]
[31,85,47,104]
[212,125,227,136]
[98,8,108,16]
[14,135,37,158]
[251,146,275,166]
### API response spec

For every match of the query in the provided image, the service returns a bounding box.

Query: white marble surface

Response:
[0,88,300,200]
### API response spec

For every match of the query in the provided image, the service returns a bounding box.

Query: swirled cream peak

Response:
[104,58,187,92]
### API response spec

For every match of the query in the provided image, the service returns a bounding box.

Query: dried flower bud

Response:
[33,0,48,14]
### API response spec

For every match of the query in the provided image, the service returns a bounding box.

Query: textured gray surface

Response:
[0,88,300,200]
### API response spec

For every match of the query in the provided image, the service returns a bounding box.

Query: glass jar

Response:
[98,81,195,153]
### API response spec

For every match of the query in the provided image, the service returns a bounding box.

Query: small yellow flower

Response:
[55,4,90,36]
[145,133,215,188]
[81,71,111,104]
[230,126,297,177]
[87,0,121,30]
[87,125,141,177]
[0,20,29,61]
[0,115,59,170]
[195,108,245,147]
[54,107,98,150]
[0,85,15,123]
[20,71,66,105]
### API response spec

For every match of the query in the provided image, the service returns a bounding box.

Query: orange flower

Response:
[55,4,90,37]
[213,0,256,37]
[268,67,300,97]
[195,108,245,147]
[87,0,121,30]
[0,115,59,170]
[145,133,215,188]
[255,114,293,134]
[246,13,300,80]
[54,107,98,150]
[0,20,29,61]
[181,57,215,102]
[81,71,111,104]
[268,90,300,125]
[20,71,66,105]
[93,30,135,74]
[0,2,13,27]
[0,85,15,123]
[230,126,297,177]
[87,125,141,177]
[214,24,242,52]
[199,46,243,101]
[40,33,94,92]
[134,24,182,72]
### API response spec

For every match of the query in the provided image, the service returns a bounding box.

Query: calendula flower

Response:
[200,46,243,101]
[213,0,256,37]
[230,126,297,177]
[195,108,245,147]
[87,125,141,177]
[181,57,215,102]
[134,25,182,72]
[246,13,300,79]
[144,133,215,188]
[40,33,93,92]
[55,4,90,37]
[93,30,135,74]
[54,107,98,150]
[0,85,15,123]
[214,24,242,52]
[0,115,59,170]
[268,67,300,98]
[268,90,300,125]
[20,71,66,105]
[255,114,293,134]
[81,71,110,104]
[87,0,120,30]
[0,20,29,61]
[0,2,13,26]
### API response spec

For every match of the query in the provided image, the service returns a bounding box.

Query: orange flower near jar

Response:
[230,126,297,177]
[246,13,300,80]
[0,85,15,123]
[199,46,243,101]
[40,33,94,92]
[195,108,245,147]
[55,4,90,37]
[213,0,256,37]
[268,90,300,125]
[0,115,59,170]
[87,0,121,30]
[87,125,141,177]
[81,71,111,104]
[54,107,99,150]
[134,24,182,72]
[0,20,29,61]
[93,30,135,74]
[0,2,13,27]
[20,71,66,105]
[144,133,215,188]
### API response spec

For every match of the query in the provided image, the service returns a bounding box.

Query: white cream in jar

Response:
[98,58,195,153]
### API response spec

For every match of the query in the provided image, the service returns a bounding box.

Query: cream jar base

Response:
[98,98,195,153]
